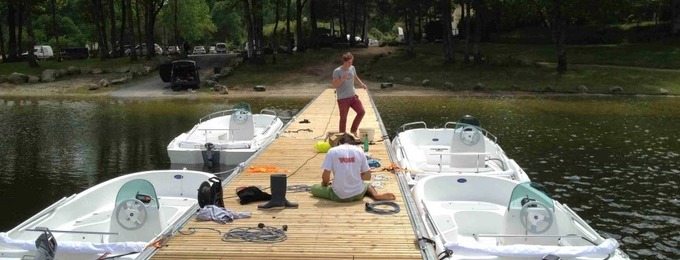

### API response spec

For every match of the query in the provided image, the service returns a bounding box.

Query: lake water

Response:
[0,95,678,259]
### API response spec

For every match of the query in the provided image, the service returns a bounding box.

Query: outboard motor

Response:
[201,142,220,169]
[34,229,57,260]
[457,115,481,128]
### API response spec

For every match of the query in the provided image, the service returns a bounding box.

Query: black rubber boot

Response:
[258,174,298,210]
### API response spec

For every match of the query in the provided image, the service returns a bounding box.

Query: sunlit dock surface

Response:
[153,88,424,259]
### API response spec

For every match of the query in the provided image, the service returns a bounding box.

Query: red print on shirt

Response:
[338,157,355,163]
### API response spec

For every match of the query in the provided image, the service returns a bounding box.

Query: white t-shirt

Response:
[321,144,369,199]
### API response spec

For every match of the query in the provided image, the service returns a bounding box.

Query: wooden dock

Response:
[153,89,425,259]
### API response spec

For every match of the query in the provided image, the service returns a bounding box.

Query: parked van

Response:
[215,42,228,53]
[23,45,54,60]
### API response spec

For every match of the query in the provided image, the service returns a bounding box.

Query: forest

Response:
[1,0,680,72]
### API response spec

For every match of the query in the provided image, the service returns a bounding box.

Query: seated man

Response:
[311,133,396,202]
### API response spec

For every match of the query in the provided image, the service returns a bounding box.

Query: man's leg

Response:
[311,184,334,200]
[337,99,351,133]
[349,96,365,134]
[365,185,396,201]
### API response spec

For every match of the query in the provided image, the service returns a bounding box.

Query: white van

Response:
[215,43,228,53]
[32,45,54,60]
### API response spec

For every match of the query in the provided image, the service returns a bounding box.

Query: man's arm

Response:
[360,170,371,181]
[354,74,367,89]
[332,71,349,89]
[321,169,332,186]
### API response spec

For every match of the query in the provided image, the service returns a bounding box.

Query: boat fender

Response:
[197,177,225,208]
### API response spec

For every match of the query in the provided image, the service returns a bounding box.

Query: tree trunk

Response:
[361,1,367,47]
[127,0,137,61]
[272,0,280,63]
[135,0,142,43]
[349,0,357,47]
[472,0,483,63]
[286,0,292,54]
[7,3,19,62]
[310,0,318,49]
[295,0,305,52]
[92,0,108,60]
[672,0,680,34]
[174,0,179,45]
[242,0,254,59]
[25,0,39,67]
[109,0,116,54]
[340,0,346,39]
[442,0,455,64]
[253,0,265,63]
[0,20,5,62]
[552,0,567,73]
[463,0,470,63]
[119,0,127,56]
[406,0,416,58]
[18,4,24,53]
[52,0,61,61]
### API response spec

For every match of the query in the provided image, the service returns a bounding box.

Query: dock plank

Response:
[153,89,422,259]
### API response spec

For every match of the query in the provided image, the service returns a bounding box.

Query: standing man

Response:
[332,52,367,136]
[311,134,396,202]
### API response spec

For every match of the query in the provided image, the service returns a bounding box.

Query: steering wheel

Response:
[459,126,481,146]
[519,200,554,234]
[115,199,148,231]
[232,110,249,124]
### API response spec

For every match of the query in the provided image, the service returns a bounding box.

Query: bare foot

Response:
[373,193,396,201]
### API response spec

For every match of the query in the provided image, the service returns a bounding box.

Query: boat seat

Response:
[450,126,486,169]
[229,110,254,142]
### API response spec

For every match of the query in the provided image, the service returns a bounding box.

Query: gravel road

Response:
[110,53,237,98]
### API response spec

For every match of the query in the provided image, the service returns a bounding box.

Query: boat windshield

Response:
[507,182,554,211]
[455,115,481,129]
[115,179,159,209]
[233,102,252,112]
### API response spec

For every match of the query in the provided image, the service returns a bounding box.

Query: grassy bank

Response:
[0,56,165,76]
[362,43,680,95]
[4,41,678,96]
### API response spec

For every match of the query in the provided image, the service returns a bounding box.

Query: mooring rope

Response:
[365,201,401,215]
[221,225,287,243]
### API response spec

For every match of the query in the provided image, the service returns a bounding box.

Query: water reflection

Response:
[0,97,309,233]
[0,95,677,259]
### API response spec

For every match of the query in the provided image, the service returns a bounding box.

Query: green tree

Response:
[158,0,216,45]
[211,1,245,47]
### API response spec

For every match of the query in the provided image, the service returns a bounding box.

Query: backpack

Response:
[197,177,225,208]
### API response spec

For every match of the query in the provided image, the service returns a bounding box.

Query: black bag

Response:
[236,186,272,205]
[198,177,225,208]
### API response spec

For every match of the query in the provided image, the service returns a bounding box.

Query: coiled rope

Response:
[287,184,311,193]
[365,201,400,215]
[221,225,287,243]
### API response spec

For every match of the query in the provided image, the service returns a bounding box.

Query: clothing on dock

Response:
[196,205,251,224]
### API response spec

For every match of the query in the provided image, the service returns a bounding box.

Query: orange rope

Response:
[245,165,289,173]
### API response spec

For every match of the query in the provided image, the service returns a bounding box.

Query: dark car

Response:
[159,60,200,91]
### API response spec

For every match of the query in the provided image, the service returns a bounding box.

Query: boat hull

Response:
[411,174,629,260]
[0,170,216,260]
[391,122,530,184]
[166,110,283,168]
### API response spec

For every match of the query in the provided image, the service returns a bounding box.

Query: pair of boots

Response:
[258,174,298,210]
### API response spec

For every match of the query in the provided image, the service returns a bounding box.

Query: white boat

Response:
[391,116,530,185]
[167,106,284,168]
[0,169,217,260]
[412,174,629,260]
